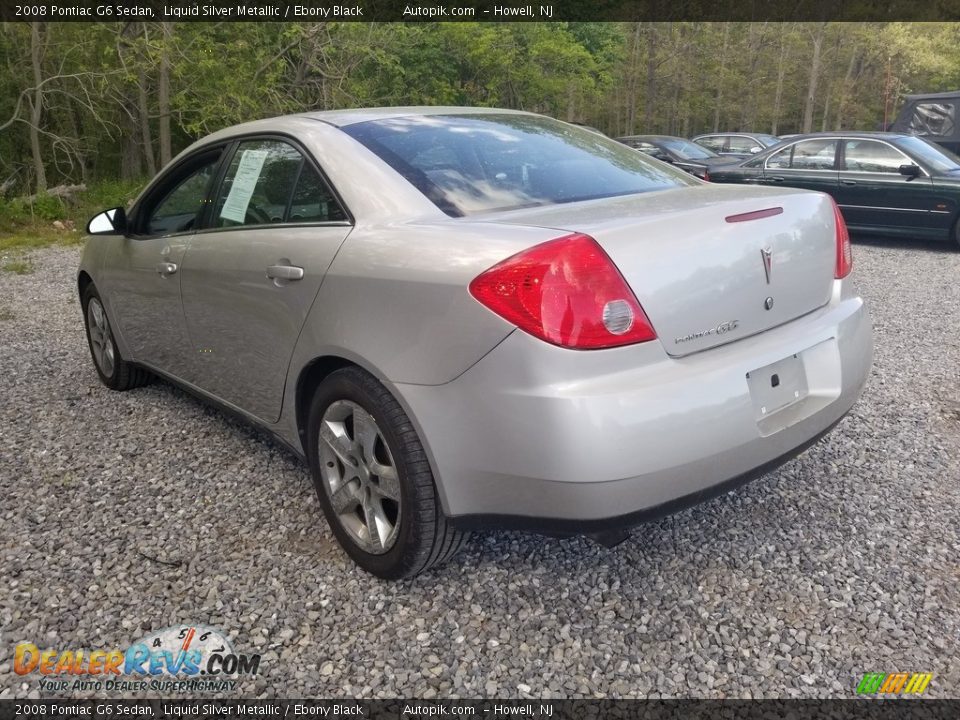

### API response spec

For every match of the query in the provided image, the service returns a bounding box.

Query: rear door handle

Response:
[155,262,178,276]
[841,179,857,186]
[769,176,785,182]
[266,264,304,281]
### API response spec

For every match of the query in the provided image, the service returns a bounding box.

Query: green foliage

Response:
[0,178,144,252]
[3,20,960,196]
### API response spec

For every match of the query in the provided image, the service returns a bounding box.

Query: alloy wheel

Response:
[86,297,116,378]
[317,400,402,554]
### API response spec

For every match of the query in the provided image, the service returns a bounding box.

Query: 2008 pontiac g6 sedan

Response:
[79,107,873,578]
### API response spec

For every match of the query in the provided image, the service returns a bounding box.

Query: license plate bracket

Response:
[746,353,808,421]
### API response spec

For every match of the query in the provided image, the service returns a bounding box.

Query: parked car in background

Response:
[693,132,782,159]
[890,90,960,154]
[706,131,960,247]
[78,108,872,578]
[616,134,738,179]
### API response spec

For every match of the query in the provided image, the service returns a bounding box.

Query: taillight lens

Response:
[832,199,853,279]
[469,233,657,349]
[702,170,711,182]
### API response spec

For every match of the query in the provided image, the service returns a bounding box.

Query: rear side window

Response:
[727,136,757,153]
[213,139,346,227]
[768,139,837,170]
[695,136,725,153]
[907,102,955,136]
[344,114,694,216]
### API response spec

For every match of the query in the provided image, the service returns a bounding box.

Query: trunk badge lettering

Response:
[761,247,773,284]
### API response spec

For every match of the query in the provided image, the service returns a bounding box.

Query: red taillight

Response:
[702,170,711,182]
[832,198,853,279]
[469,233,657,349]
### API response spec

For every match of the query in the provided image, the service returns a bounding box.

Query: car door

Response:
[178,137,352,423]
[761,138,840,196]
[836,138,935,232]
[106,148,225,378]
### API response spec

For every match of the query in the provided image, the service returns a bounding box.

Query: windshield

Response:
[898,136,960,173]
[344,114,695,216]
[659,138,717,160]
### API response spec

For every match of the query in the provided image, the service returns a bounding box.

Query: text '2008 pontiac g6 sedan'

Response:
[79,108,872,578]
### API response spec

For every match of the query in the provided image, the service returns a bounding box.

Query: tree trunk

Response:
[158,22,173,167]
[138,67,157,177]
[771,26,789,135]
[712,23,730,133]
[643,24,657,130]
[834,48,858,129]
[624,22,642,134]
[29,22,47,192]
[802,23,827,134]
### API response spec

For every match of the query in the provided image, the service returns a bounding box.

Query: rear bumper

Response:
[396,281,872,531]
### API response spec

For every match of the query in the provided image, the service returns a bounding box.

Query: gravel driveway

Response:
[1,239,958,699]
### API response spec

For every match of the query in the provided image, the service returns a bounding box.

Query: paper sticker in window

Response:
[219,149,269,223]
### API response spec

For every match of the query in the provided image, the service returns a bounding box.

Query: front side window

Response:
[843,140,909,173]
[344,114,694,216]
[211,139,347,228]
[145,155,221,235]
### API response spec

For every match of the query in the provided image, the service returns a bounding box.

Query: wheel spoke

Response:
[353,409,379,461]
[363,494,392,552]
[370,461,400,501]
[319,421,355,465]
[329,480,360,514]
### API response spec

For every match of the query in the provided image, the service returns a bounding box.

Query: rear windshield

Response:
[343,114,695,216]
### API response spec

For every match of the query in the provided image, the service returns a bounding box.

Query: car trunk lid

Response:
[479,184,836,356]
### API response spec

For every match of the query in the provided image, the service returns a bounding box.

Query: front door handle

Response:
[155,262,178,276]
[841,179,857,186]
[266,264,304,281]
[769,176,785,182]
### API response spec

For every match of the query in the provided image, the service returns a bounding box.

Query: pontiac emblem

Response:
[760,247,773,284]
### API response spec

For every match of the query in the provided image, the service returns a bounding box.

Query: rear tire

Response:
[953,216,960,250]
[306,366,469,579]
[81,285,151,391]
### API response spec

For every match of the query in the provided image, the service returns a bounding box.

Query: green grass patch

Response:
[0,179,146,252]
[2,259,33,274]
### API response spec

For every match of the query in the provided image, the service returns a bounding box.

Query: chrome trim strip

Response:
[836,204,932,213]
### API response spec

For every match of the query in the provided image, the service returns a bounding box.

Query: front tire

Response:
[306,367,469,579]
[81,285,151,391]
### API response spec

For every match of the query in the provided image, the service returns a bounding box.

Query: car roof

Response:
[617,134,687,142]
[774,131,914,141]
[194,107,543,148]
[903,90,960,101]
[303,106,533,128]
[693,132,769,137]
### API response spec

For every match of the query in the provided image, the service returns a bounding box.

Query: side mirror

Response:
[749,146,763,154]
[86,207,127,235]
[898,163,921,178]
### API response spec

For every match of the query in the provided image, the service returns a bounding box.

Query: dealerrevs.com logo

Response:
[14,625,261,693]
[856,672,933,695]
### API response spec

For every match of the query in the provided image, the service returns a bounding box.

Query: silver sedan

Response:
[79,108,873,578]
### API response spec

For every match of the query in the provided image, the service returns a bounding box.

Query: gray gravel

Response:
[1,239,958,699]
